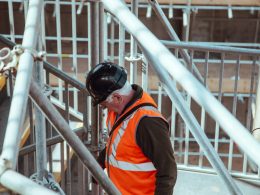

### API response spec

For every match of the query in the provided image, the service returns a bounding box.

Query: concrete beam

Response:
[127,0,260,6]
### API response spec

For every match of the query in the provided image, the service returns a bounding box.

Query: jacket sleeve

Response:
[136,117,177,195]
[97,147,106,169]
[92,147,106,184]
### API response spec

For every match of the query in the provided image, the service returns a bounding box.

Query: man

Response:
[86,62,177,195]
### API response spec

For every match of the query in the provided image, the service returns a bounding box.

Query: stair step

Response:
[0,184,10,193]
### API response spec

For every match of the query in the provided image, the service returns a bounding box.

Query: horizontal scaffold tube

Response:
[0,0,43,168]
[29,80,121,195]
[0,169,58,195]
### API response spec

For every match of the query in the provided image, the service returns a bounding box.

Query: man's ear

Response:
[113,93,123,104]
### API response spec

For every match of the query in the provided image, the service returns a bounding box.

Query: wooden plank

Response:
[0,184,9,193]
[0,75,6,91]
[19,116,33,148]
[127,0,260,6]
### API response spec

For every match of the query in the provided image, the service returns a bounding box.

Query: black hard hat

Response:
[86,62,127,106]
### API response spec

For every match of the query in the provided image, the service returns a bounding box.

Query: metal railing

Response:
[165,43,260,178]
[0,23,120,195]
[0,0,57,194]
[1,0,260,194]
[102,0,260,193]
[0,34,121,195]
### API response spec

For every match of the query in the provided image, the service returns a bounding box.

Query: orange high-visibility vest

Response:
[106,91,167,195]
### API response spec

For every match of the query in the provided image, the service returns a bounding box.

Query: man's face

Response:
[99,92,113,109]
[99,93,120,113]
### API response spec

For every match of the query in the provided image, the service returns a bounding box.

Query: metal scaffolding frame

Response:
[0,0,120,194]
[0,1,58,194]
[0,0,260,194]
[102,1,260,194]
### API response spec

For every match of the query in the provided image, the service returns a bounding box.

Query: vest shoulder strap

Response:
[109,103,156,136]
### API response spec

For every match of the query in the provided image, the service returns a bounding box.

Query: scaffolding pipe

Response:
[2,0,260,10]
[101,0,260,168]
[148,0,204,83]
[107,6,240,195]
[0,0,43,169]
[253,65,260,141]
[90,1,100,194]
[0,169,58,195]
[34,35,47,181]
[19,127,84,156]
[102,0,260,192]
[129,0,138,84]
[134,4,260,11]
[163,40,260,56]
[139,44,242,194]
[29,80,121,195]
[118,23,125,67]
[90,0,100,147]
[99,3,105,195]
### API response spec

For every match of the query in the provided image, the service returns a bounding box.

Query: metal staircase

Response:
[0,0,260,194]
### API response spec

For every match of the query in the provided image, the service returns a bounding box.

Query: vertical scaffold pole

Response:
[1,0,43,169]
[90,1,100,195]
[129,0,138,84]
[34,35,47,181]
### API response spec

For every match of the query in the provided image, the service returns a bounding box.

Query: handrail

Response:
[0,35,15,47]
[0,35,88,94]
[43,61,88,92]
[101,0,260,194]
[29,80,121,195]
[163,40,260,56]
[1,28,260,56]
[19,127,85,156]
[101,0,260,167]
[0,1,60,194]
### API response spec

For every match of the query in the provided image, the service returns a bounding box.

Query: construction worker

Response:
[86,62,177,195]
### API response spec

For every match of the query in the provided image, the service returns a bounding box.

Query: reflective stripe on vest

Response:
[108,106,159,171]
[109,154,156,171]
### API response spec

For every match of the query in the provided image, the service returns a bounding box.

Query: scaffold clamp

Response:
[0,45,46,75]
[125,53,143,63]
[30,170,65,195]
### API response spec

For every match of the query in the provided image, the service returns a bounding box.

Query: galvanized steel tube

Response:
[253,65,260,141]
[90,1,100,194]
[0,169,57,195]
[129,0,138,84]
[1,0,43,168]
[148,0,204,83]
[139,44,242,194]
[34,38,47,181]
[101,0,260,168]
[29,80,121,195]
[163,40,260,56]
[101,0,260,193]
